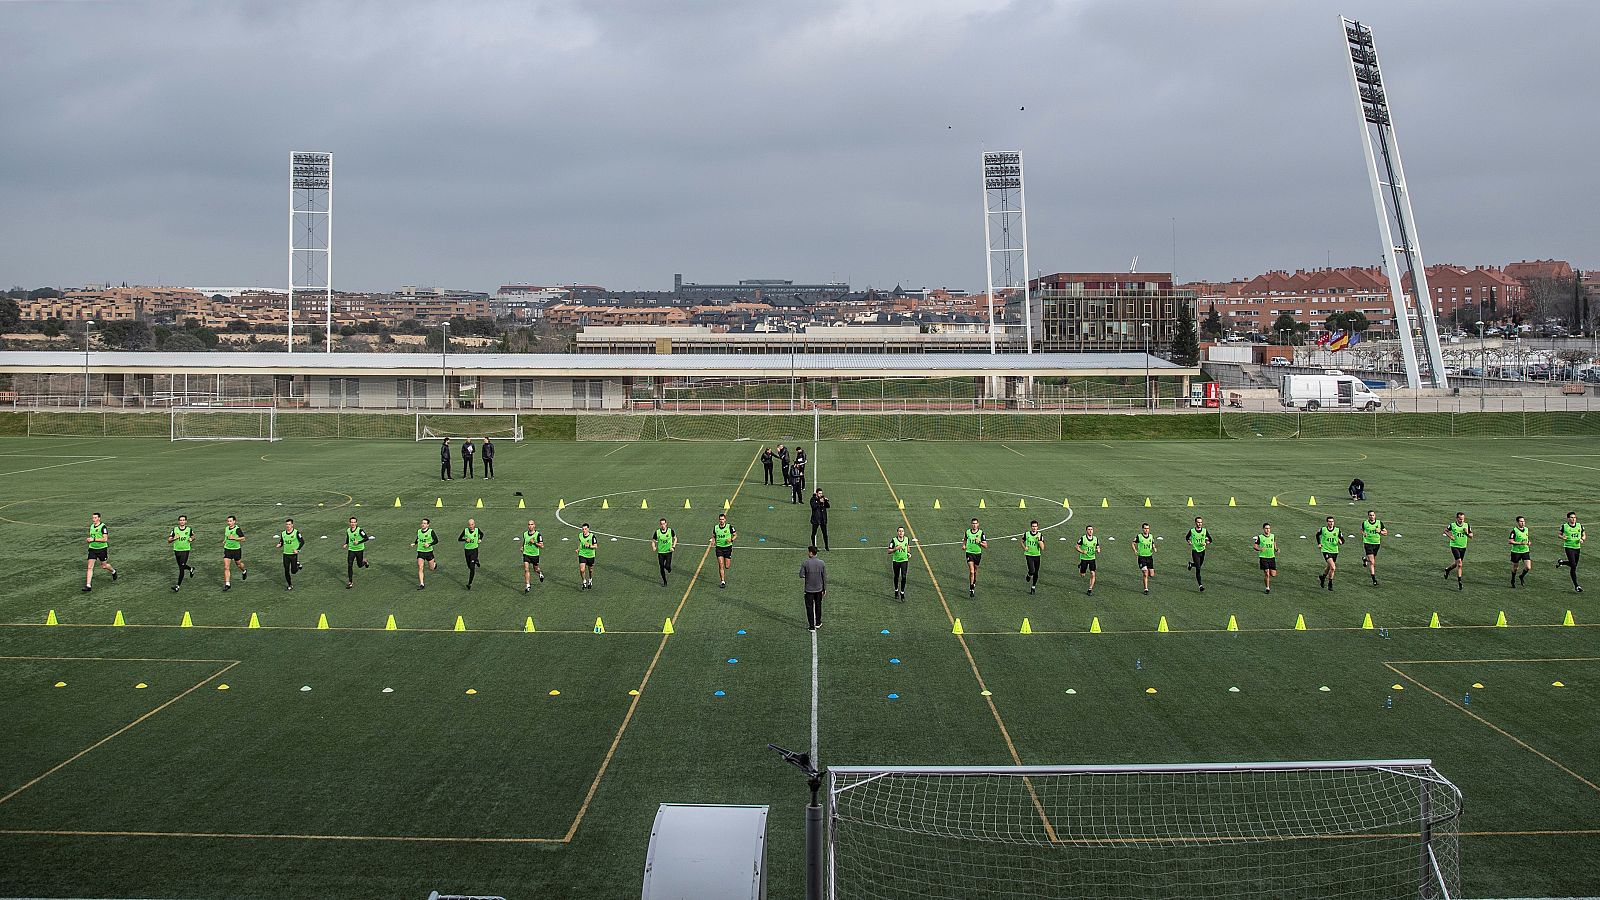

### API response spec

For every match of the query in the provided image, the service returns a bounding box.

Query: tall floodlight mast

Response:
[289,151,333,353]
[981,151,1033,354]
[1341,19,1447,389]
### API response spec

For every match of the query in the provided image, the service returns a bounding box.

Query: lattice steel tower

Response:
[289,151,333,353]
[982,151,1033,353]
[1341,18,1447,389]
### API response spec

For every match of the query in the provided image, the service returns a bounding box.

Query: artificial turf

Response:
[0,433,1597,898]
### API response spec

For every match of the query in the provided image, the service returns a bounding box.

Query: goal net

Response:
[826,760,1461,900]
[415,413,523,442]
[170,407,278,442]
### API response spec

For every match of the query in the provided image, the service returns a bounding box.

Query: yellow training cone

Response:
[1271,496,1279,507]
[465,688,478,695]
[1563,609,1577,626]
[1145,687,1157,694]
[317,613,330,630]
[897,498,905,510]
[1429,611,1441,629]
[933,499,941,509]
[1472,682,1484,689]
[1018,498,1026,509]
[1228,497,1237,507]
[640,498,649,509]
[1157,615,1170,633]
[1101,498,1109,508]
[663,617,674,635]
[454,615,466,632]
[1019,617,1032,634]
[45,609,58,626]
[1361,612,1374,629]
[1552,681,1566,688]
[593,617,605,634]
[517,498,526,509]
[601,499,609,509]
[394,496,402,507]
[247,612,260,629]
[180,611,193,628]
[1495,610,1507,627]
[385,614,397,631]
[1308,495,1317,506]
[475,498,484,509]
[952,617,964,635]
[978,498,986,509]
[524,616,536,633]
[135,682,147,689]
[1089,616,1102,634]
[558,499,566,510]
[1186,497,1194,508]
[684,498,692,509]
[1226,614,1239,632]
[54,681,66,688]
[1391,684,1404,691]
[1063,498,1071,508]
[549,689,561,696]
[216,683,229,691]
[1144,497,1152,508]
[1294,613,1307,631]
[723,499,731,510]
[112,609,125,627]
[435,497,443,508]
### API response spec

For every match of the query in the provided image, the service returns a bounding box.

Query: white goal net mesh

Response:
[170,407,278,441]
[827,762,1460,900]
[415,414,523,442]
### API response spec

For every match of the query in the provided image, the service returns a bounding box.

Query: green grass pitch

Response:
[1,433,1597,898]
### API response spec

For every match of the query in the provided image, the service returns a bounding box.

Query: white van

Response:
[1280,373,1383,411]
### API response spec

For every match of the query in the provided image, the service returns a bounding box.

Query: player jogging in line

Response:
[1022,520,1044,594]
[964,518,987,597]
[521,520,544,591]
[1555,512,1584,592]
[1508,516,1532,588]
[82,512,118,592]
[1361,510,1386,585]
[459,518,483,589]
[1318,516,1344,592]
[345,517,373,589]
[1133,522,1156,595]
[654,518,677,586]
[222,515,246,590]
[167,515,195,592]
[1076,525,1099,596]
[412,518,438,590]
[275,518,303,591]
[1184,516,1210,591]
[887,525,910,600]
[713,513,737,588]
[1443,512,1472,591]
[1255,523,1277,594]
[577,523,597,589]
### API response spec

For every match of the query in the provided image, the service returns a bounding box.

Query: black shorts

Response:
[1511,552,1530,562]
[524,553,541,564]
[1323,552,1339,561]
[347,549,365,563]
[1259,557,1277,570]
[224,547,243,561]
[417,551,435,561]
[716,546,733,559]
[464,548,480,564]
[174,550,190,563]
[87,547,108,561]
[966,552,983,567]
[1451,547,1467,560]
[1078,559,1097,573]
[1363,543,1380,556]
[1138,555,1155,571]
[578,555,596,566]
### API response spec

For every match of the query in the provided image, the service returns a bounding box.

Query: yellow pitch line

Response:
[958,622,1594,636]
[0,828,562,844]
[563,447,761,843]
[867,444,1060,844]
[1,623,659,635]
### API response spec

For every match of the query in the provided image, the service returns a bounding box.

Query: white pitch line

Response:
[602,443,631,457]
[0,456,114,477]
[1511,455,1600,473]
[1000,444,1025,457]
[810,626,820,763]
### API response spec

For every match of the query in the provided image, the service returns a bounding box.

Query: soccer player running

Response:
[222,515,247,590]
[1442,512,1472,591]
[964,518,987,597]
[887,525,910,600]
[1255,523,1278,594]
[1317,516,1344,591]
[576,523,597,589]
[1133,522,1156,595]
[167,514,195,592]
[274,518,303,591]
[713,513,737,588]
[459,517,483,589]
[1360,510,1387,585]
[1076,525,1100,596]
[412,518,438,590]
[1555,511,1585,592]
[1508,516,1532,588]
[1022,519,1044,595]
[1184,516,1211,591]
[345,517,373,589]
[521,519,544,591]
[82,512,117,592]
[653,518,677,586]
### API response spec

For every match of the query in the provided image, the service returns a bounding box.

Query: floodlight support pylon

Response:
[289,151,333,354]
[982,151,1033,354]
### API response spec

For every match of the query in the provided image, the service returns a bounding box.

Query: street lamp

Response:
[1475,320,1486,412]
[1142,321,1152,410]
[83,319,94,409]
[440,322,450,409]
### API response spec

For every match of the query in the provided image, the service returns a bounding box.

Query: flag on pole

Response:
[1329,331,1351,351]
[1315,331,1334,347]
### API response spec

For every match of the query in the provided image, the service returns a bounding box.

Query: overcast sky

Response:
[1,0,1595,293]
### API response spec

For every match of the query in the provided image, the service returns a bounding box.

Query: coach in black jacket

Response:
[810,488,830,551]
[482,438,496,479]
[439,438,453,480]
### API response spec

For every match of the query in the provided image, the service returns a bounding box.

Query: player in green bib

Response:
[458,517,484,589]
[345,516,373,589]
[964,519,987,597]
[713,513,737,588]
[274,518,303,590]
[1076,525,1100,596]
[1133,522,1157,595]
[82,512,118,592]
[1254,523,1278,593]
[887,525,910,600]
[1442,512,1472,591]
[577,523,597,589]
[1555,511,1585,592]
[1507,516,1532,588]
[166,514,195,592]
[412,518,438,590]
[1022,520,1045,595]
[654,518,677,586]
[1184,516,1211,591]
[1360,510,1386,585]
[522,519,544,592]
[221,515,246,591]
[1317,516,1344,592]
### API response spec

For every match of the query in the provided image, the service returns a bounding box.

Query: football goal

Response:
[170,406,279,442]
[415,413,523,442]
[826,760,1461,900]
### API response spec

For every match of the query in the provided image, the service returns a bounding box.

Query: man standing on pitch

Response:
[1361,510,1387,585]
[167,514,195,592]
[887,525,910,599]
[760,446,774,485]
[1184,516,1210,592]
[576,523,598,589]
[1318,516,1344,591]
[1555,511,1585,593]
[461,438,476,479]
[1508,516,1533,588]
[713,513,737,588]
[439,438,453,480]
[1022,519,1044,595]
[459,517,483,589]
[521,519,544,591]
[82,512,117,593]
[412,517,438,590]
[345,517,373,589]
[800,545,827,631]
[790,453,807,504]
[777,445,791,487]
[1076,525,1100,596]
[653,518,677,586]
[1443,512,1472,591]
[222,515,246,591]
[481,437,495,479]
[964,518,987,597]
[1133,522,1156,595]
[1255,523,1277,594]
[809,488,831,550]
[275,518,304,591]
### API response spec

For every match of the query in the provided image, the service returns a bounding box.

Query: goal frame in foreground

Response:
[414,412,524,442]
[826,759,1462,900]
[169,406,279,442]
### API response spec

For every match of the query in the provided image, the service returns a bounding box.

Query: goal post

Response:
[826,760,1461,900]
[170,407,278,442]
[415,413,523,442]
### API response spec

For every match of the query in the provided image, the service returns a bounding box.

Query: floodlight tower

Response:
[289,151,333,353]
[982,151,1033,354]
[1340,19,1447,389]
